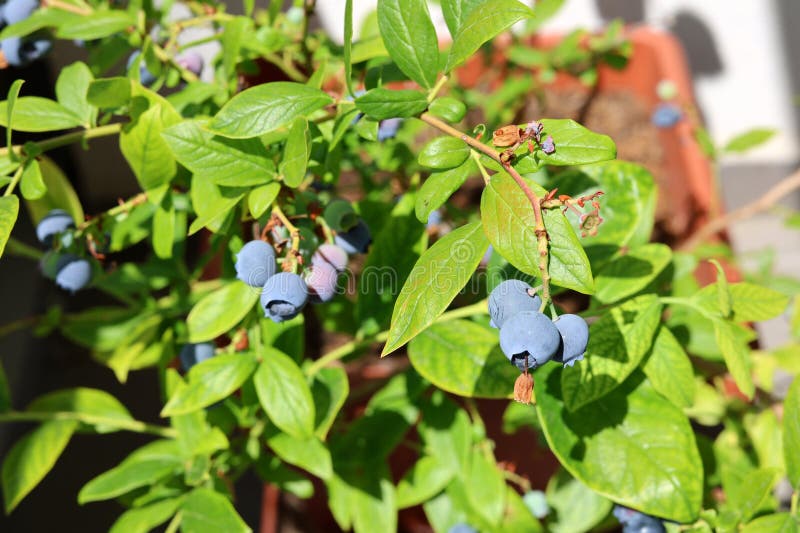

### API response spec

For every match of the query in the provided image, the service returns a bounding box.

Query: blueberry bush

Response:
[0,0,798,531]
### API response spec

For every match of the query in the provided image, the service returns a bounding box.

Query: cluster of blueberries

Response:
[0,0,52,68]
[489,279,589,372]
[613,505,666,533]
[35,209,93,292]
[235,202,371,323]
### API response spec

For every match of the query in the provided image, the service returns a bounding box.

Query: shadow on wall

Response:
[596,0,645,25]
[668,10,724,78]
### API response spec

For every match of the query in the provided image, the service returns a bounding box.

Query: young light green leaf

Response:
[728,468,781,523]
[188,178,245,235]
[415,158,476,223]
[162,120,275,187]
[208,82,333,139]
[741,513,799,533]
[642,327,695,409]
[109,497,182,533]
[248,182,281,218]
[266,431,333,479]
[594,243,672,304]
[355,88,428,120]
[561,294,662,410]
[441,0,483,37]
[254,347,316,438]
[714,319,754,399]
[312,366,349,439]
[222,17,249,81]
[5,79,23,152]
[396,456,454,509]
[180,488,252,533]
[152,202,175,259]
[328,463,397,533]
[0,195,19,259]
[86,77,132,108]
[343,0,355,97]
[445,0,534,72]
[161,353,257,416]
[2,420,77,513]
[0,97,83,132]
[19,159,45,200]
[187,281,260,342]
[546,469,613,533]
[723,128,776,154]
[534,119,616,166]
[408,320,518,398]
[27,387,133,431]
[382,221,489,355]
[120,104,177,193]
[783,377,800,488]
[694,282,790,323]
[377,0,439,89]
[55,62,96,126]
[708,259,732,318]
[78,440,182,503]
[55,10,136,40]
[538,366,703,523]
[280,117,310,187]
[418,136,470,169]
[24,156,83,228]
[0,8,64,40]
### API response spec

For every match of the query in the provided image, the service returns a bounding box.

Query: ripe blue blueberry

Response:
[179,342,215,372]
[54,254,92,293]
[1,34,52,67]
[488,279,542,329]
[426,209,443,228]
[261,272,308,323]
[127,51,157,85]
[312,244,348,272]
[522,490,549,518]
[334,220,372,254]
[176,51,203,75]
[305,262,339,303]
[377,118,403,141]
[499,311,562,372]
[36,209,75,246]
[552,313,589,367]
[235,240,277,287]
[2,0,38,24]
[651,103,682,128]
[447,524,477,533]
[613,506,666,533]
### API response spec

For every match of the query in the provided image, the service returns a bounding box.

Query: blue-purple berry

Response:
[651,103,682,128]
[334,220,371,254]
[488,279,542,329]
[1,34,52,67]
[447,524,477,533]
[179,342,215,372]
[54,254,92,293]
[377,118,403,141]
[305,262,339,303]
[36,209,75,246]
[522,490,549,518]
[499,311,561,372]
[176,51,203,75]
[311,244,348,272]
[235,240,277,287]
[552,314,589,367]
[261,272,308,323]
[127,51,157,85]
[613,505,666,533]
[2,0,38,24]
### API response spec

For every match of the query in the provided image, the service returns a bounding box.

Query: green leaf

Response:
[280,117,310,187]
[161,353,257,416]
[343,0,355,96]
[694,282,789,323]
[86,77,132,109]
[0,8,65,40]
[25,156,84,225]
[415,158,475,223]
[418,136,470,169]
[2,420,77,513]
[741,513,799,533]
[27,387,133,432]
[266,431,332,479]
[709,259,732,318]
[724,128,776,154]
[465,450,507,527]
[481,171,593,294]
[0,97,82,132]
[377,0,439,89]
[120,104,177,192]
[152,201,175,259]
[0,362,10,412]
[408,320,518,398]
[5,79,23,151]
[312,366,349,439]
[441,0,483,41]
[357,193,427,336]
[20,159,46,200]
[728,468,780,523]
[0,195,19,259]
[594,243,672,304]
[533,119,616,166]
[109,497,181,533]
[248,182,280,218]
[188,177,245,235]
[78,440,182,503]
[162,120,275,187]
[208,82,333,139]
[55,62,96,126]
[254,347,316,438]
[55,10,136,40]
[713,319,754,399]
[783,377,800,488]
[187,282,261,343]
[546,469,613,533]
[445,0,534,72]
[396,456,454,509]
[642,327,695,409]
[428,96,467,123]
[354,88,428,120]
[255,454,314,498]
[382,221,489,355]
[221,17,249,81]
[537,366,703,523]
[418,393,472,477]
[561,294,662,410]
[180,488,251,533]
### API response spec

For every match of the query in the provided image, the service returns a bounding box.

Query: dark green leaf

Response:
[445,0,534,72]
[180,488,251,533]
[0,97,82,132]
[280,117,310,187]
[383,221,489,355]
[418,136,470,169]
[208,82,333,139]
[254,347,315,438]
[312,366,349,439]
[19,159,45,200]
[55,62,96,126]
[594,243,671,304]
[783,377,800,488]
[109,497,181,533]
[355,88,428,120]
[266,432,332,479]
[55,10,136,40]
[408,319,518,398]
[327,463,396,533]
[537,366,703,523]
[415,158,475,223]
[561,294,662,410]
[161,353,258,416]
[87,77,131,108]
[396,456,454,509]
[0,195,19,259]
[417,392,472,477]
[0,362,10,412]
[187,282,260,343]
[254,454,314,498]
[642,327,695,409]
[162,120,275,187]
[2,420,76,513]
[724,128,776,154]
[377,0,439,89]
